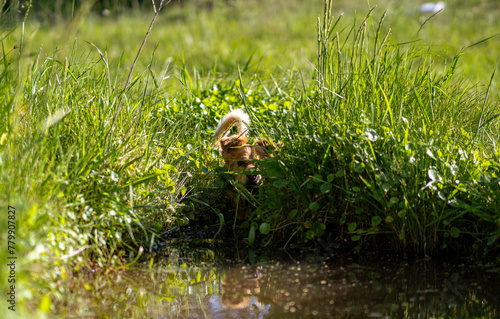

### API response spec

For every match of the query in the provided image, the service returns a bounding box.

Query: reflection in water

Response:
[51,246,499,318]
[210,265,270,318]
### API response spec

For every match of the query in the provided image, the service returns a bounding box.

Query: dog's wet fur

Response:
[219,136,268,186]
[214,109,269,217]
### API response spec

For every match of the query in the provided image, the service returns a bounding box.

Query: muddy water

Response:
[60,241,499,318]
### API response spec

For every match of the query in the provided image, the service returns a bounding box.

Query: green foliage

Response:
[1,2,500,316]
[0,36,192,273]
[232,2,500,256]
[171,40,499,255]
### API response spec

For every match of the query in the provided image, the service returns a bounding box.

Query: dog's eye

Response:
[237,161,245,167]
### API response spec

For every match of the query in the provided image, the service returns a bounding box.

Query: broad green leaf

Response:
[450,227,460,238]
[248,225,255,245]
[348,222,357,232]
[259,223,271,234]
[273,179,290,188]
[309,202,320,211]
[320,183,332,193]
[371,216,382,227]
[312,221,326,236]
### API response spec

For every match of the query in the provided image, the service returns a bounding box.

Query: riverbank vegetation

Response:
[1,0,499,316]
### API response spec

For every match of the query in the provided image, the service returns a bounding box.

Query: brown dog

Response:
[213,109,269,216]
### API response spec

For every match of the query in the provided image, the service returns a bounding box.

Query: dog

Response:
[213,109,269,217]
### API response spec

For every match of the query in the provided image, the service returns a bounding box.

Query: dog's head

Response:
[219,136,269,186]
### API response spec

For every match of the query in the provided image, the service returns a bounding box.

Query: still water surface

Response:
[60,236,499,318]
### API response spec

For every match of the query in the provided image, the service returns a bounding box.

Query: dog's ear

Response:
[220,136,248,151]
[256,138,271,150]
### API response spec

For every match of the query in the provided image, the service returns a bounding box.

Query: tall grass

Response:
[229,1,500,256]
[0,2,193,315]
[131,1,500,257]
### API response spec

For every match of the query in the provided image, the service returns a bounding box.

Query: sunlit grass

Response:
[0,0,499,316]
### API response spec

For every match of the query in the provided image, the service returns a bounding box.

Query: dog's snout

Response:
[237,160,246,167]
[247,174,262,185]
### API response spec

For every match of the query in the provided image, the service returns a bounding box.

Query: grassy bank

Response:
[0,0,499,316]
[255,4,500,255]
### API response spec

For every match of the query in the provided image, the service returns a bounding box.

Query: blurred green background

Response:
[2,0,499,90]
